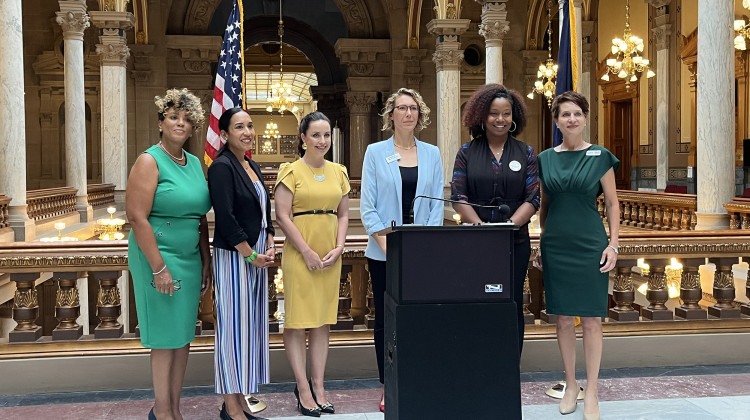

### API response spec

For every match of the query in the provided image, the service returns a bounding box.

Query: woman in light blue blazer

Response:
[360,88,444,412]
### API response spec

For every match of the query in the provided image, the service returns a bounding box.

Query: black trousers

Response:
[367,257,387,384]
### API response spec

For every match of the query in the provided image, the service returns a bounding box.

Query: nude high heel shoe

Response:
[559,381,578,415]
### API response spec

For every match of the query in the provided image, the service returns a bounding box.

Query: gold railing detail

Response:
[26,187,78,222]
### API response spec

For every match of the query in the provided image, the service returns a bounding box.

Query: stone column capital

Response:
[89,10,135,31]
[96,43,130,66]
[57,1,90,41]
[345,91,377,115]
[652,22,672,51]
[646,0,671,8]
[427,19,470,72]
[477,1,510,42]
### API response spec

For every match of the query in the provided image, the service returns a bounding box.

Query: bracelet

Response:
[244,250,258,263]
[607,244,619,254]
[336,244,344,249]
[152,265,167,275]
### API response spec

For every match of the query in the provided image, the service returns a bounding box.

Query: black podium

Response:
[383,225,521,420]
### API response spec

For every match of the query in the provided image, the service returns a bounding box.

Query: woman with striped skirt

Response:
[208,107,275,420]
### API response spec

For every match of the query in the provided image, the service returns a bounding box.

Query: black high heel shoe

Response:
[148,407,157,420]
[308,379,335,414]
[219,402,267,420]
[293,385,321,417]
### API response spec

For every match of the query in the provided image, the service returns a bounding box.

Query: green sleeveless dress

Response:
[538,145,619,317]
[128,145,211,349]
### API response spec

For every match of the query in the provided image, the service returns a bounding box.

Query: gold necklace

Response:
[158,141,185,161]
[394,142,416,150]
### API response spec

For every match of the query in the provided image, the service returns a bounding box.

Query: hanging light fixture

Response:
[527,1,558,107]
[262,118,279,153]
[734,18,750,51]
[601,0,654,89]
[266,0,298,114]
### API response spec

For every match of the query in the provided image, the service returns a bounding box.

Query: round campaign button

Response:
[509,160,522,172]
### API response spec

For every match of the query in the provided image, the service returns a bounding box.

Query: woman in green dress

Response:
[536,91,620,420]
[127,88,212,420]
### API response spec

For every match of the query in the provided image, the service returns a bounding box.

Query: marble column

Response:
[90,11,134,208]
[695,0,734,229]
[57,1,92,222]
[650,0,672,191]
[344,92,378,178]
[476,1,510,85]
[0,0,35,240]
[428,19,470,188]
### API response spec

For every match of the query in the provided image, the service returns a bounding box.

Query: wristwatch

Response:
[244,250,258,263]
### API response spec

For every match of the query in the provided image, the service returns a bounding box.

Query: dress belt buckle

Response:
[312,209,323,214]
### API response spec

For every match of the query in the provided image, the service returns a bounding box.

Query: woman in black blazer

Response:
[207,107,275,420]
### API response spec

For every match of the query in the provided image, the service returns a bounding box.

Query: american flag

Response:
[205,0,247,165]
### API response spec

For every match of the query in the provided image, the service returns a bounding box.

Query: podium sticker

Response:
[485,284,503,293]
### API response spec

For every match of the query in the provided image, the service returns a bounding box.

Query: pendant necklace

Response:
[304,160,326,182]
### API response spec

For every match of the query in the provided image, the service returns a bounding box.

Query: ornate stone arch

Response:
[182,0,374,37]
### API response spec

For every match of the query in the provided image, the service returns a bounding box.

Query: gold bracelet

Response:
[336,244,344,248]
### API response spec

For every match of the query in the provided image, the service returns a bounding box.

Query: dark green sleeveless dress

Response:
[127,145,211,348]
[538,145,619,317]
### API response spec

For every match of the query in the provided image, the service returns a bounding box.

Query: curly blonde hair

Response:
[380,88,431,132]
[154,88,206,130]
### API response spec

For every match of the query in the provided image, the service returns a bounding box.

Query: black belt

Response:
[292,209,337,216]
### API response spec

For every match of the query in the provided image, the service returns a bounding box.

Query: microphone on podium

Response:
[409,195,513,224]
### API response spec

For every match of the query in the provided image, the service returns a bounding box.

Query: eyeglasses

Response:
[394,105,419,114]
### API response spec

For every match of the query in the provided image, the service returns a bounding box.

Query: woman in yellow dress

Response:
[274,111,350,417]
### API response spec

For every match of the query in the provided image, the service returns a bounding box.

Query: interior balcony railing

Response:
[597,190,697,231]
[21,184,117,225]
[0,195,10,229]
[1,230,750,359]
[724,197,750,229]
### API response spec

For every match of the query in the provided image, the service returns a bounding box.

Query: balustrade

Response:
[26,187,77,222]
[599,190,697,231]
[1,231,750,358]
[86,184,116,208]
[724,198,750,230]
[0,195,10,230]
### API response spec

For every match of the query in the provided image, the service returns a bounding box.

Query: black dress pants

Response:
[367,257,387,384]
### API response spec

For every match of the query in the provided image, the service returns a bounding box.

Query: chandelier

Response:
[600,0,654,89]
[527,1,557,107]
[262,119,279,153]
[266,0,298,114]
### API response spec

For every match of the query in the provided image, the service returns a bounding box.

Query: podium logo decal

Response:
[485,284,503,293]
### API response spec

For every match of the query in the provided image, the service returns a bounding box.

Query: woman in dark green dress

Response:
[536,91,620,420]
[127,88,211,420]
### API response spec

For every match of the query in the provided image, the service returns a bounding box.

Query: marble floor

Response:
[2,364,750,419]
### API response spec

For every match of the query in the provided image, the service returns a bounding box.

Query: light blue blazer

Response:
[361,136,445,261]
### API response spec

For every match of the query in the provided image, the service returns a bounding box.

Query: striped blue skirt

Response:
[213,244,270,394]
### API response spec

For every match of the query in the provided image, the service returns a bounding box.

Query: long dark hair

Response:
[298,111,331,157]
[216,107,249,157]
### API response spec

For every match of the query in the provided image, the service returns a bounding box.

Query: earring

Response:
[302,143,307,150]
[481,123,485,132]
[510,121,517,132]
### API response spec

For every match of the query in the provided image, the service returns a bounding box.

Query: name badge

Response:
[508,160,522,172]
[386,153,401,164]
[586,149,601,156]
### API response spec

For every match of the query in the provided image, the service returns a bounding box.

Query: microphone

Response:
[410,195,513,224]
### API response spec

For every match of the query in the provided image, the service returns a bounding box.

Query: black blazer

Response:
[207,148,274,251]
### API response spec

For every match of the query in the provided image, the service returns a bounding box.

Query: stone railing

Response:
[0,195,10,229]
[86,184,116,209]
[598,190,697,231]
[2,231,750,358]
[724,197,750,229]
[26,187,78,222]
